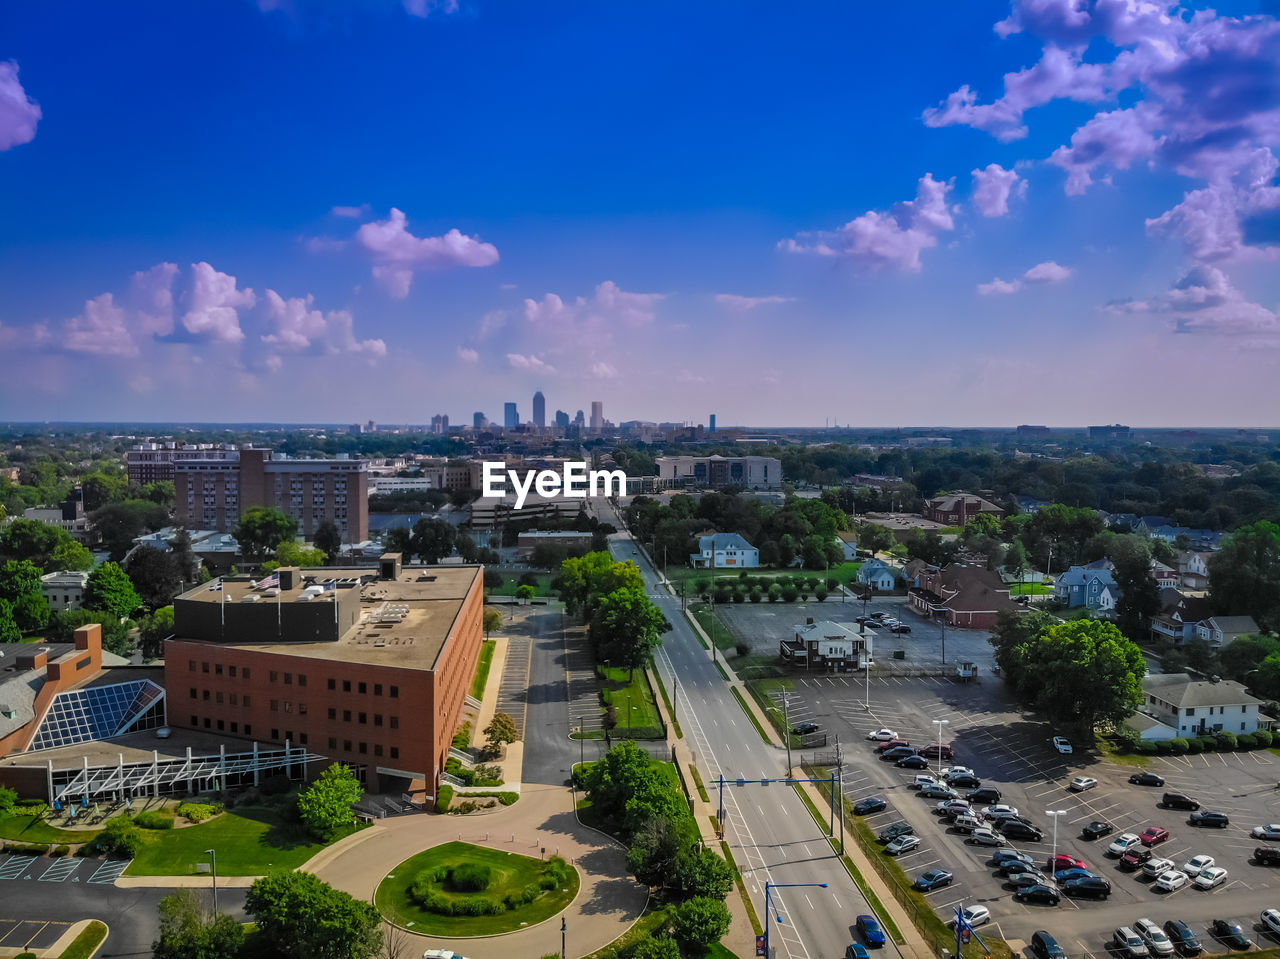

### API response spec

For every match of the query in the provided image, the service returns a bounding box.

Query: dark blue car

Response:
[1053,867,1096,882]
[845,945,872,959]
[912,869,954,891]
[857,915,886,948]
[854,797,888,815]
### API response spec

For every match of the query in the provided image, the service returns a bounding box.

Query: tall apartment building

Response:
[126,442,238,485]
[655,454,782,490]
[164,557,483,794]
[472,411,485,429]
[503,402,519,429]
[430,414,449,435]
[532,391,545,429]
[555,409,569,429]
[174,448,369,543]
[590,400,603,432]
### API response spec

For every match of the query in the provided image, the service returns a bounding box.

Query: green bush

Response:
[4,842,47,854]
[52,844,70,857]
[94,816,141,857]
[451,721,472,750]
[16,952,38,959]
[1185,736,1203,754]
[1168,737,1189,755]
[12,801,47,818]
[1256,729,1274,747]
[260,773,293,795]
[435,785,454,813]
[1216,731,1238,751]
[135,810,174,830]
[1134,740,1158,754]
[734,640,751,656]
[1153,739,1172,755]
[1197,735,1218,752]
[176,801,222,823]
[450,862,492,891]
[1238,733,1258,749]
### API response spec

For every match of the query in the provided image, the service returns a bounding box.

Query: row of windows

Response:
[190,688,253,707]
[327,736,397,759]
[186,663,399,699]
[190,661,256,680]
[188,715,311,746]
[327,678,399,697]
[325,708,398,728]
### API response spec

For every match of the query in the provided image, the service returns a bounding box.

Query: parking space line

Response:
[0,855,36,881]
[86,859,131,884]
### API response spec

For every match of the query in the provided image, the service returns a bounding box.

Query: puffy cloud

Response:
[456,346,479,362]
[181,262,255,343]
[1047,105,1161,195]
[356,208,498,298]
[128,262,179,337]
[524,280,664,327]
[64,294,137,356]
[587,361,618,378]
[1146,150,1280,262]
[971,164,1026,217]
[714,294,796,310]
[331,204,370,219]
[0,61,41,151]
[1024,260,1074,282]
[781,174,955,272]
[478,309,507,339]
[1107,264,1280,335]
[260,290,385,361]
[978,278,1022,295]
[507,353,556,373]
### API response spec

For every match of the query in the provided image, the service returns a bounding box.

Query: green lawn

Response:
[375,841,580,936]
[1010,582,1052,595]
[469,640,496,699]
[58,920,107,959]
[486,573,554,597]
[0,814,101,845]
[671,563,864,592]
[598,666,663,737]
[125,804,359,876]
[691,602,736,651]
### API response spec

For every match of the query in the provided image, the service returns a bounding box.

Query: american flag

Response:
[258,573,280,589]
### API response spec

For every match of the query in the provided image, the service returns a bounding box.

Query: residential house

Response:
[835,530,859,561]
[1103,512,1139,531]
[1177,550,1212,591]
[908,563,1019,629]
[1135,516,1170,534]
[39,570,89,612]
[1151,561,1180,590]
[1150,590,1214,644]
[1053,561,1121,611]
[1126,673,1272,741]
[1196,616,1260,648]
[690,532,760,569]
[856,559,899,591]
[779,619,869,673]
[902,559,930,590]
[922,492,1005,526]
[1014,495,1048,514]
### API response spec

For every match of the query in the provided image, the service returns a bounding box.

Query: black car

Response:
[881,746,917,761]
[1031,931,1067,959]
[791,721,820,735]
[1163,920,1203,957]
[1082,820,1114,840]
[1189,810,1230,828]
[1008,872,1049,889]
[998,820,1044,842]
[999,859,1041,877]
[1130,772,1166,787]
[1161,791,1201,810]
[1209,920,1252,951]
[948,774,981,788]
[1256,846,1280,866]
[1013,884,1060,905]
[1061,876,1111,899]
[896,755,930,769]
[967,787,1001,804]
[864,619,883,629]
[992,849,1035,866]
[878,821,914,843]
[853,797,888,816]
[889,624,912,633]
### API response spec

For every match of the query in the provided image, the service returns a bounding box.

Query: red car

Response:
[919,743,955,759]
[1048,854,1087,871]
[876,739,910,753]
[1139,826,1170,846]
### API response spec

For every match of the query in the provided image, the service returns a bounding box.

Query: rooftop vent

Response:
[241,595,260,603]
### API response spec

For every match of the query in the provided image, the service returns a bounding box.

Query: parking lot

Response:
[0,852,132,885]
[784,674,1280,955]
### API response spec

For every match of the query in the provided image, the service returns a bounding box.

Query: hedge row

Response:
[1118,728,1274,756]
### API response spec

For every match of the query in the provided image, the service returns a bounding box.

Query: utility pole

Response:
[561,917,567,959]
[835,736,845,853]
[782,694,792,774]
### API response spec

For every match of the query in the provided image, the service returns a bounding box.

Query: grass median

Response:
[58,920,107,959]
[730,687,771,744]
[469,640,496,700]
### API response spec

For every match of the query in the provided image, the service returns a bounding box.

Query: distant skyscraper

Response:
[574,409,585,427]
[709,414,716,433]
[555,409,569,429]
[590,401,603,432]
[504,402,519,429]
[473,411,485,429]
[532,391,545,429]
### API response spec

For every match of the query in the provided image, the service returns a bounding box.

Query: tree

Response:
[483,570,504,593]
[673,846,733,900]
[0,786,16,815]
[84,562,142,620]
[626,816,678,886]
[856,521,894,554]
[314,521,342,563]
[554,552,644,619]
[484,712,519,754]
[89,499,170,561]
[153,888,245,959]
[630,938,682,959]
[125,546,183,608]
[245,870,382,959]
[578,739,653,824]
[483,607,502,637]
[0,559,50,630]
[455,531,479,563]
[1107,535,1160,641]
[48,608,132,654]
[170,527,199,582]
[0,519,91,572]
[409,517,456,564]
[588,585,671,677]
[671,896,731,948]
[265,540,327,571]
[0,599,20,643]
[139,606,175,660]
[1210,521,1280,631]
[1219,634,1280,683]
[1011,619,1146,735]
[81,472,129,512]
[1254,653,1280,701]
[383,526,412,558]
[297,763,363,841]
[234,507,298,563]
[515,583,536,603]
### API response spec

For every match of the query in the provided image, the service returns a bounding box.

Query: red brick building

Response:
[922,492,1005,526]
[908,563,1019,630]
[164,555,482,795]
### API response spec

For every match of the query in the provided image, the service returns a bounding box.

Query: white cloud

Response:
[714,294,796,310]
[181,262,255,343]
[260,290,385,362]
[64,293,137,356]
[0,60,41,151]
[128,262,179,337]
[456,346,479,363]
[587,361,618,378]
[971,163,1026,217]
[1024,260,1074,283]
[331,204,370,219]
[1107,265,1280,336]
[478,309,507,339]
[978,278,1022,295]
[356,208,499,298]
[524,280,664,327]
[507,353,556,373]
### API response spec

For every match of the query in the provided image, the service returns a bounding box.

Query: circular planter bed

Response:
[375,841,579,936]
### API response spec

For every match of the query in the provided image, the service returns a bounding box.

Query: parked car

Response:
[1140,826,1171,846]
[1189,811,1230,828]
[870,611,888,620]
[1008,872,1051,889]
[878,821,913,843]
[1253,824,1280,840]
[967,827,1006,847]
[1193,866,1228,889]
[957,905,990,927]
[942,765,975,779]
[1261,909,1280,938]
[1120,846,1154,869]
[890,623,912,633]
[912,868,953,891]
[920,743,955,759]
[1015,884,1060,905]
[1209,920,1251,950]
[853,797,888,815]
[912,774,940,789]
[948,773,981,788]
[1000,859,1042,877]
[1182,854,1215,876]
[1048,854,1086,871]
[1062,876,1111,899]
[967,787,1001,804]
[875,738,910,752]
[1161,792,1200,810]
[1031,931,1067,959]
[1070,776,1098,791]
[993,849,1035,866]
[885,834,921,856]
[881,746,917,761]
[936,799,970,814]
[845,945,872,959]
[1141,857,1175,879]
[1114,927,1151,959]
[1109,833,1143,856]
[856,915,886,948]
[951,814,983,833]
[1082,820,1114,840]
[1154,870,1188,892]
[864,619,883,629]
[866,728,898,741]
[982,804,1020,821]
[998,820,1044,841]
[1163,921,1203,957]
[919,784,958,800]
[791,721,820,735]
[896,755,930,769]
[1256,846,1280,866]
[1053,867,1096,882]
[1135,919,1177,957]
[1052,736,1073,754]
[1131,772,1166,787]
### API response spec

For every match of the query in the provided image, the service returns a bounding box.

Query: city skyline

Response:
[1,1,1278,426]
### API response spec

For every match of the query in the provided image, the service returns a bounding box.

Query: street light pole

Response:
[933,718,950,777]
[1047,810,1067,883]
[206,848,218,913]
[764,882,828,959]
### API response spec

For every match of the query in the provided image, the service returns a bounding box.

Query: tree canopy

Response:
[297,763,363,841]
[244,870,382,959]
[313,520,342,562]
[0,559,50,631]
[153,888,245,959]
[84,561,143,620]
[125,545,184,608]
[234,507,298,562]
[0,518,92,572]
[409,517,455,564]
[1210,521,1280,631]
[589,584,671,677]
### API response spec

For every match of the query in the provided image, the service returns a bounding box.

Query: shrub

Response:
[450,862,492,891]
[734,640,751,657]
[1197,735,1218,752]
[604,706,618,729]
[93,817,141,857]
[451,721,472,750]
[1153,739,1172,755]
[781,586,799,602]
[5,842,48,854]
[13,801,47,818]
[135,810,174,830]
[16,952,38,959]
[1168,737,1189,755]
[1256,729,1274,747]
[815,587,829,602]
[260,773,293,796]
[435,785,454,813]
[52,844,69,857]
[712,588,731,604]
[1216,731,1238,751]
[826,577,838,591]
[178,801,224,822]
[1238,733,1258,749]
[1134,741,1158,754]
[1185,736,1203,754]
[732,591,745,603]
[749,588,763,603]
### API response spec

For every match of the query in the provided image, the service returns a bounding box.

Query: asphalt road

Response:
[600,509,895,959]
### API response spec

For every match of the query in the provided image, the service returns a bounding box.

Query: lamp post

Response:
[933,719,950,777]
[764,881,828,959]
[1047,810,1067,883]
[863,630,872,711]
[575,724,584,769]
[206,847,218,913]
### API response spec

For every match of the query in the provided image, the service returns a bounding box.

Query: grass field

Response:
[375,841,579,936]
[599,666,663,736]
[668,561,864,591]
[469,640,496,699]
[690,602,736,650]
[486,572,554,597]
[0,814,101,845]
[125,804,358,876]
[1009,582,1052,595]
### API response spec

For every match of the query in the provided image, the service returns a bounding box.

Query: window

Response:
[270,671,278,682]
[215,664,223,676]
[270,700,279,712]
[243,695,251,707]
[215,692,223,704]
[300,733,308,745]
[343,739,352,751]
[189,659,196,672]
[189,688,197,699]
[229,665,237,678]
[358,742,367,754]
[374,744,383,757]
[328,708,336,720]
[343,710,352,722]
[203,718,211,729]
[298,674,307,688]
[328,678,336,690]
[244,724,252,736]
[230,694,238,706]
[390,716,399,730]
[203,689,210,701]
[243,667,250,680]
[216,719,225,731]
[1243,722,1248,731]
[284,701,293,713]
[390,746,399,760]
[272,728,279,741]
[390,685,399,698]
[284,673,292,685]
[374,683,383,696]
[343,680,351,693]
[358,682,367,694]
[202,662,209,673]
[1186,708,1196,716]
[191,714,198,726]
[328,737,337,749]
[374,714,383,727]
[231,722,238,733]
[359,712,367,725]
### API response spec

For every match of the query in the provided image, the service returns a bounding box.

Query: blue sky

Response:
[1,0,1278,426]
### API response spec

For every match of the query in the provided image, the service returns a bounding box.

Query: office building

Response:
[574,410,585,427]
[1088,424,1132,440]
[126,442,238,485]
[590,401,603,432]
[174,448,369,543]
[504,402,519,429]
[656,455,782,490]
[532,391,545,430]
[709,414,716,433]
[472,411,486,429]
[165,557,483,795]
[430,414,449,435]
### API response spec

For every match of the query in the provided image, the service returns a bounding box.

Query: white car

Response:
[1069,776,1098,791]
[1193,866,1228,889]
[1109,833,1142,856]
[982,804,1020,821]
[867,728,898,741]
[1142,857,1175,879]
[937,800,971,815]
[1262,909,1280,937]
[1135,919,1176,956]
[885,834,921,856]
[1253,825,1280,840]
[913,775,940,789]
[1182,854,1215,876]
[1052,736,1073,754]
[942,765,974,779]
[959,905,991,927]
[1155,870,1188,892]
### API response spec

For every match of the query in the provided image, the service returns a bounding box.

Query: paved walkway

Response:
[306,782,648,959]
